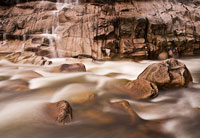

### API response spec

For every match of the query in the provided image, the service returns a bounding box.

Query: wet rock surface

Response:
[44,100,73,124]
[68,91,95,104]
[111,100,141,124]
[4,52,52,65]
[50,63,87,73]
[0,79,29,92]
[106,79,158,99]
[138,58,193,89]
[59,63,86,73]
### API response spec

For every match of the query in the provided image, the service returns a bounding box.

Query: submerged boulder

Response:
[106,79,158,99]
[138,58,193,89]
[52,63,86,73]
[0,79,29,92]
[68,91,95,104]
[111,100,141,124]
[12,70,43,81]
[60,63,86,73]
[44,100,72,125]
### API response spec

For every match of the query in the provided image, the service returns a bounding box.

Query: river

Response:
[0,57,199,138]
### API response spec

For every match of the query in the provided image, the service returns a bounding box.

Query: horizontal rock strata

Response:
[0,0,200,59]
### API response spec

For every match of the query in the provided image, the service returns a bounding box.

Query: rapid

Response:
[0,57,199,138]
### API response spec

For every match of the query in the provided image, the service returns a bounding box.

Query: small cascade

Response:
[49,37,58,58]
[2,34,7,45]
[53,0,78,34]
[39,0,79,58]
[56,0,79,11]
[52,11,59,34]
[21,34,27,52]
[17,34,26,52]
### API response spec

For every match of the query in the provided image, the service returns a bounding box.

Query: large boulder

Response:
[106,79,158,99]
[138,58,193,89]
[44,100,72,125]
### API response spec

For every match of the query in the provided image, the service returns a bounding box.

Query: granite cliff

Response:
[0,0,200,59]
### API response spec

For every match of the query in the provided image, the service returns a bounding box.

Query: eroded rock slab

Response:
[4,52,52,65]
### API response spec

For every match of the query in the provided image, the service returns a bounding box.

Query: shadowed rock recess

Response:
[0,0,200,59]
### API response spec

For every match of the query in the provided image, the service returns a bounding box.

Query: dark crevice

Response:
[149,83,158,98]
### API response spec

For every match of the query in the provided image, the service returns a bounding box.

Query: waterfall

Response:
[46,0,79,57]
[21,34,27,52]
[35,0,79,58]
[2,34,7,45]
[17,34,26,52]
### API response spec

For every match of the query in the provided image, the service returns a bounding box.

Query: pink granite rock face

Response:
[0,0,200,60]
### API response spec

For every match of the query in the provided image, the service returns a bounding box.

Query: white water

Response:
[0,57,199,138]
[39,0,79,58]
[2,33,7,45]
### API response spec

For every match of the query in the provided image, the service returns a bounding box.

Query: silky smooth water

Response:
[0,57,199,138]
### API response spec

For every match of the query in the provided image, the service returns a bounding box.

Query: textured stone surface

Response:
[44,100,73,124]
[106,79,158,99]
[4,52,52,65]
[59,63,86,72]
[50,63,86,73]
[0,0,200,59]
[138,58,193,89]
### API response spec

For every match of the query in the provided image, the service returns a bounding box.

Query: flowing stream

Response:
[0,57,199,138]
[0,0,200,138]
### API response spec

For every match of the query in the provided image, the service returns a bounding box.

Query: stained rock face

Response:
[44,100,73,124]
[106,79,158,99]
[0,0,200,60]
[138,58,193,89]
